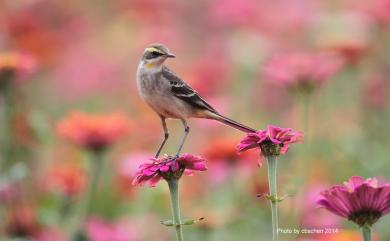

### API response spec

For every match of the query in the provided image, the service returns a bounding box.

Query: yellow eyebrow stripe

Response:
[146,47,163,53]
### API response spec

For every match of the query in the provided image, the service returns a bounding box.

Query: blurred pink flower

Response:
[201,138,256,185]
[207,0,259,27]
[301,185,341,229]
[362,74,388,110]
[117,152,151,196]
[370,0,390,25]
[52,46,124,99]
[132,154,207,187]
[262,51,344,91]
[0,182,21,204]
[86,217,136,241]
[312,11,372,65]
[237,125,303,163]
[203,138,250,165]
[257,0,318,35]
[318,176,390,227]
[118,0,179,24]
[354,0,390,26]
[36,228,65,241]
[5,204,40,238]
[56,111,132,152]
[187,56,230,97]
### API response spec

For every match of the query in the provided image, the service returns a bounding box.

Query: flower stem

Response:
[83,151,104,215]
[1,77,14,170]
[70,150,104,240]
[167,179,184,241]
[362,226,371,241]
[267,155,278,241]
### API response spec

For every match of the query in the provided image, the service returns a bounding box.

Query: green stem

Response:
[267,156,278,241]
[167,179,184,241]
[1,78,14,170]
[362,226,371,241]
[70,150,104,240]
[83,151,104,217]
[302,94,310,138]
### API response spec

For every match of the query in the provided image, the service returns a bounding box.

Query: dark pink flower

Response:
[132,154,207,187]
[262,51,344,92]
[318,176,390,227]
[237,125,303,162]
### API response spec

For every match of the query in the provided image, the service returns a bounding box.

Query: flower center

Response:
[158,159,185,181]
[260,140,282,156]
[348,209,382,227]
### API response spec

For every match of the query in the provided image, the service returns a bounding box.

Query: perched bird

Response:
[136,44,256,158]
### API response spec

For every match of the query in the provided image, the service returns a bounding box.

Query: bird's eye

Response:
[151,51,162,58]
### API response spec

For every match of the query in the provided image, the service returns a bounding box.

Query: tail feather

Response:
[214,113,257,133]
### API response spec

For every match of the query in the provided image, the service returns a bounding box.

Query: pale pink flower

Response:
[262,51,344,91]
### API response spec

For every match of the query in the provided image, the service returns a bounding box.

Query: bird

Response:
[136,43,256,158]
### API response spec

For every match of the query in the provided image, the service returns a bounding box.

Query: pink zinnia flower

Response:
[237,125,303,163]
[318,176,390,227]
[132,154,207,187]
[262,51,344,91]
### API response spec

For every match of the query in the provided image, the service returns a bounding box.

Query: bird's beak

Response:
[165,53,176,58]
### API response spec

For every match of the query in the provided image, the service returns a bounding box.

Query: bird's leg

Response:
[175,119,189,158]
[155,116,169,158]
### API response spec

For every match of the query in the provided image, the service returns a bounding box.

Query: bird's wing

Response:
[162,66,217,113]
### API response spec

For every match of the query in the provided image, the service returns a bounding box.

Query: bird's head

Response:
[141,44,175,68]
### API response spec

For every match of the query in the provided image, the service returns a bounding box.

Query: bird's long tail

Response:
[204,111,256,133]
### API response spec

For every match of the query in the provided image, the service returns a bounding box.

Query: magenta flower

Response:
[237,125,303,162]
[262,51,344,91]
[318,176,390,227]
[132,154,207,187]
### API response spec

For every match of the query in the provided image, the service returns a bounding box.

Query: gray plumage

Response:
[136,44,256,157]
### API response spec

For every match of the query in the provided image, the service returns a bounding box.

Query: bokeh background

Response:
[0,0,390,240]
